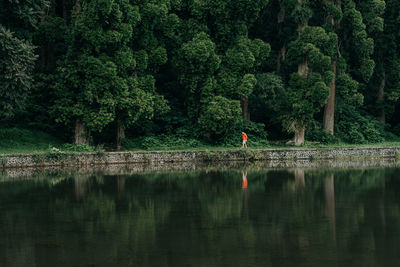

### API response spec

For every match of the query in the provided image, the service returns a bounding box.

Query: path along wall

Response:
[1,147,400,168]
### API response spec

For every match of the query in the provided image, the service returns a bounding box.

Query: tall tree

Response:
[173,32,221,123]
[53,0,167,146]
[217,37,270,120]
[189,0,270,119]
[284,1,335,145]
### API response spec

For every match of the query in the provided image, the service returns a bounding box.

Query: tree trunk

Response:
[293,0,308,146]
[323,60,336,134]
[62,0,67,19]
[295,57,307,146]
[40,6,47,71]
[74,120,89,145]
[277,45,286,72]
[323,0,341,135]
[75,0,81,13]
[294,125,305,146]
[298,58,308,77]
[377,66,386,124]
[241,97,250,120]
[297,0,308,31]
[116,120,125,151]
[277,0,286,72]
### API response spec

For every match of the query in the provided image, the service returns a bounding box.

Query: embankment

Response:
[1,147,400,168]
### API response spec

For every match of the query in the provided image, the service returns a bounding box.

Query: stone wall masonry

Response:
[1,147,400,169]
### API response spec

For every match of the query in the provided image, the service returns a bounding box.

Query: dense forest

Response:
[1,0,400,149]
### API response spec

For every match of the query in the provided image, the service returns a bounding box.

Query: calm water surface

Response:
[1,167,400,267]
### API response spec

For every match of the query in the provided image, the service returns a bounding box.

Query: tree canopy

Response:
[1,0,400,147]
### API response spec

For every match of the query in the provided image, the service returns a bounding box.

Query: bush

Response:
[306,129,339,144]
[122,134,204,150]
[335,106,385,144]
[59,143,97,152]
[197,96,242,141]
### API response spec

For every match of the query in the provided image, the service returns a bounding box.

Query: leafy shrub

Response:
[122,134,203,150]
[335,106,385,144]
[197,96,242,141]
[59,143,96,152]
[306,129,339,144]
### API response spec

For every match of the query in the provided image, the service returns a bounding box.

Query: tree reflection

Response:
[294,168,305,189]
[324,173,336,242]
[74,176,88,200]
[0,168,400,266]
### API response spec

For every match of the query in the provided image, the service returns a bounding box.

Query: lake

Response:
[1,165,400,267]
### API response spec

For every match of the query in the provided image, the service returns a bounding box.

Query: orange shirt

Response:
[242,133,248,141]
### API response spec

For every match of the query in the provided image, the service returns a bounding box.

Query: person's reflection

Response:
[242,170,248,189]
[242,170,248,220]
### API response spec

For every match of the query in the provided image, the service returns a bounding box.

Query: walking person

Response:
[242,132,248,149]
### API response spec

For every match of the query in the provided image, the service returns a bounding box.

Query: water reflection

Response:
[324,173,336,242]
[0,167,400,267]
[241,170,248,220]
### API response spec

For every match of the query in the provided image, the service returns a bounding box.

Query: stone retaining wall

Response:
[1,147,400,168]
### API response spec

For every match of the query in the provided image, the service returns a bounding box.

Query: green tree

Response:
[0,0,48,120]
[0,26,37,119]
[321,0,342,135]
[53,0,168,147]
[217,37,270,120]
[285,24,335,145]
[190,0,270,119]
[173,32,221,123]
[368,0,399,124]
[197,95,242,140]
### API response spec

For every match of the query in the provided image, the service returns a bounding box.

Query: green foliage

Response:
[0,25,37,119]
[341,0,376,82]
[218,37,270,100]
[283,25,335,135]
[282,73,330,133]
[198,96,242,141]
[122,135,203,150]
[358,0,385,36]
[0,0,49,38]
[336,106,385,143]
[306,129,339,144]
[287,26,336,70]
[253,72,286,113]
[174,32,221,121]
[2,0,400,149]
[292,1,313,26]
[53,0,168,139]
[58,143,97,153]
